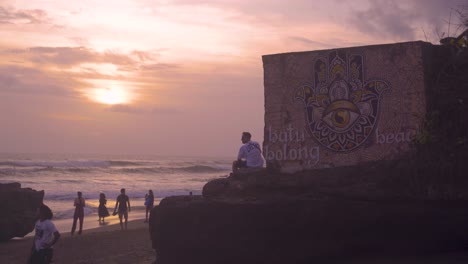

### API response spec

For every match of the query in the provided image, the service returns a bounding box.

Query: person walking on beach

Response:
[113,188,131,230]
[98,192,110,223]
[71,191,85,235]
[29,204,60,264]
[232,132,264,173]
[144,189,154,223]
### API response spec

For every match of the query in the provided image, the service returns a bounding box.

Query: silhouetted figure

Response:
[144,189,154,223]
[98,193,110,223]
[232,132,264,173]
[71,191,85,235]
[113,188,131,230]
[29,204,60,264]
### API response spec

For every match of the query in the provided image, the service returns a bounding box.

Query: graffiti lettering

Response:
[265,125,320,166]
[264,144,319,162]
[268,124,305,143]
[375,129,415,144]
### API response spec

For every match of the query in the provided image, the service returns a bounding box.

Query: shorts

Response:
[118,209,128,219]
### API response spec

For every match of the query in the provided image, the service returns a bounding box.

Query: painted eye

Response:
[322,100,360,131]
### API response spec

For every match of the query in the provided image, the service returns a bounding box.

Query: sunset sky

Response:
[1,0,466,157]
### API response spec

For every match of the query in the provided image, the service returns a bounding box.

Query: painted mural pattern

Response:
[295,51,391,152]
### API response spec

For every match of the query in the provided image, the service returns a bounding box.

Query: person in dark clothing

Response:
[71,191,85,235]
[98,192,110,223]
[113,188,131,230]
[144,189,154,223]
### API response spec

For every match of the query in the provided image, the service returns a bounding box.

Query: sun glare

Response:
[88,85,133,105]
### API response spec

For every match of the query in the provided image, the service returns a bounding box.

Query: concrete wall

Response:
[263,41,430,173]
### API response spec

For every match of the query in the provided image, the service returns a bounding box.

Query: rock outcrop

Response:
[151,163,468,264]
[150,176,468,264]
[0,182,44,241]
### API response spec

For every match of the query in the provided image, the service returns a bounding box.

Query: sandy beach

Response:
[0,219,155,264]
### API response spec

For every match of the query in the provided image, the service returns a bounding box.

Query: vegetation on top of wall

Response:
[391,30,468,200]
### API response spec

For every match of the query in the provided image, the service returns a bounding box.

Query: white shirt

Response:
[34,219,58,250]
[237,140,264,168]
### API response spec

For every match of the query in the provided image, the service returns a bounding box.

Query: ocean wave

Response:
[175,165,227,173]
[108,160,144,167]
[0,160,111,168]
[117,167,164,174]
[31,167,95,174]
[0,161,20,167]
[0,168,17,175]
[66,168,93,173]
[0,159,155,169]
[115,165,227,174]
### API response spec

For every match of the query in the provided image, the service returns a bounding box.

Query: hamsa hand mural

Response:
[295,51,390,152]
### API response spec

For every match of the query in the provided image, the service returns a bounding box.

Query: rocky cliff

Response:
[0,182,44,241]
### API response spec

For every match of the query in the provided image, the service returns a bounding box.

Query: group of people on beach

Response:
[29,188,155,263]
[29,131,262,263]
[71,188,155,234]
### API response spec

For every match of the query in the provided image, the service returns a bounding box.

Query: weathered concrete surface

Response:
[0,182,44,241]
[263,41,452,173]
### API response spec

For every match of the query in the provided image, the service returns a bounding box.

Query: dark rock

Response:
[0,182,44,241]
[150,194,468,264]
[202,178,230,198]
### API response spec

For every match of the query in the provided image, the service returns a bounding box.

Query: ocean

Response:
[0,153,231,222]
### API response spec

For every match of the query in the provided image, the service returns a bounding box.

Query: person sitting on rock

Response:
[232,132,264,173]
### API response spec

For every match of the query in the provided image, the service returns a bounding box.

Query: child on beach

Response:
[29,204,60,264]
[98,192,110,223]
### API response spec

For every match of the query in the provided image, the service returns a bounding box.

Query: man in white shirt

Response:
[30,204,60,263]
[232,132,264,173]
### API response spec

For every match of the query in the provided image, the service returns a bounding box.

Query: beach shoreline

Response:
[53,209,147,235]
[20,206,148,238]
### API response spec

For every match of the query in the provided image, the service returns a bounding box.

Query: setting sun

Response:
[87,83,134,105]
